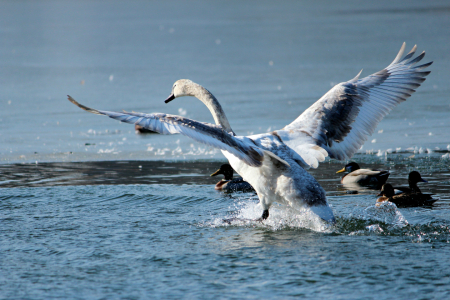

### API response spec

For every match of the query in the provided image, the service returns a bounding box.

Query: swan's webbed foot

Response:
[254,209,269,222]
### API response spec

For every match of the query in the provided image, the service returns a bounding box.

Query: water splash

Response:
[208,198,334,232]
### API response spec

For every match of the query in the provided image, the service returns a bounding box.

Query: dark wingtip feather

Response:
[400,45,417,63]
[406,51,426,66]
[417,71,431,77]
[414,61,433,71]
[67,95,103,115]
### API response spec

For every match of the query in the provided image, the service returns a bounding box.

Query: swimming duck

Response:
[376,183,437,207]
[393,171,428,194]
[68,43,430,223]
[337,162,390,186]
[210,164,254,192]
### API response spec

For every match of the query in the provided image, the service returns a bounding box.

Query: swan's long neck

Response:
[191,84,235,135]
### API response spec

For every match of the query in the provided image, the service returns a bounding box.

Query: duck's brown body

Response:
[377,182,438,207]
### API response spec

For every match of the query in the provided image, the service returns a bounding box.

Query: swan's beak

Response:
[210,169,222,177]
[336,168,345,174]
[164,93,175,103]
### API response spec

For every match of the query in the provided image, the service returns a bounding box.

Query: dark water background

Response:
[1,1,450,299]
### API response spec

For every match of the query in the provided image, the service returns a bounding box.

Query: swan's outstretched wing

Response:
[278,43,432,164]
[68,96,264,167]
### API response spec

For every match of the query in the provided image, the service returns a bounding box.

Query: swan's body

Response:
[68,43,431,224]
[210,164,254,192]
[337,162,390,187]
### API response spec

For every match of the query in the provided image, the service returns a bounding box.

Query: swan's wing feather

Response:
[281,43,432,161]
[67,96,264,167]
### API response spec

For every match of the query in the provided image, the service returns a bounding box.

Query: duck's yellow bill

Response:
[210,169,221,177]
[336,168,345,174]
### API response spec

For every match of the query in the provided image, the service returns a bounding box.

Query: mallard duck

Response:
[337,162,390,186]
[376,183,437,207]
[68,43,430,223]
[393,171,428,194]
[210,164,254,192]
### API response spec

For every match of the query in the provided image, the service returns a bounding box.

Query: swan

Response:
[336,162,390,187]
[67,43,431,224]
[210,164,254,192]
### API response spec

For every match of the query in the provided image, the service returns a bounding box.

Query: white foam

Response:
[214,200,334,232]
[350,201,408,228]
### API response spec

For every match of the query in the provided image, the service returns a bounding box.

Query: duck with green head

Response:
[210,164,254,192]
[337,162,390,187]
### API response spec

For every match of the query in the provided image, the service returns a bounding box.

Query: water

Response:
[1,0,450,299]
[1,159,450,299]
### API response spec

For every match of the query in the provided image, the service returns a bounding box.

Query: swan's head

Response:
[164,79,197,103]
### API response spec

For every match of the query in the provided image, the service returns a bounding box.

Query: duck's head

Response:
[164,79,198,103]
[377,183,395,197]
[408,171,427,184]
[336,162,360,174]
[210,164,234,181]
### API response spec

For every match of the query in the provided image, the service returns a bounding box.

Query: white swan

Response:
[67,43,431,224]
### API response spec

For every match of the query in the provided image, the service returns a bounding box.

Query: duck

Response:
[336,162,390,186]
[376,183,438,207]
[210,164,254,192]
[393,171,428,194]
[68,43,431,224]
